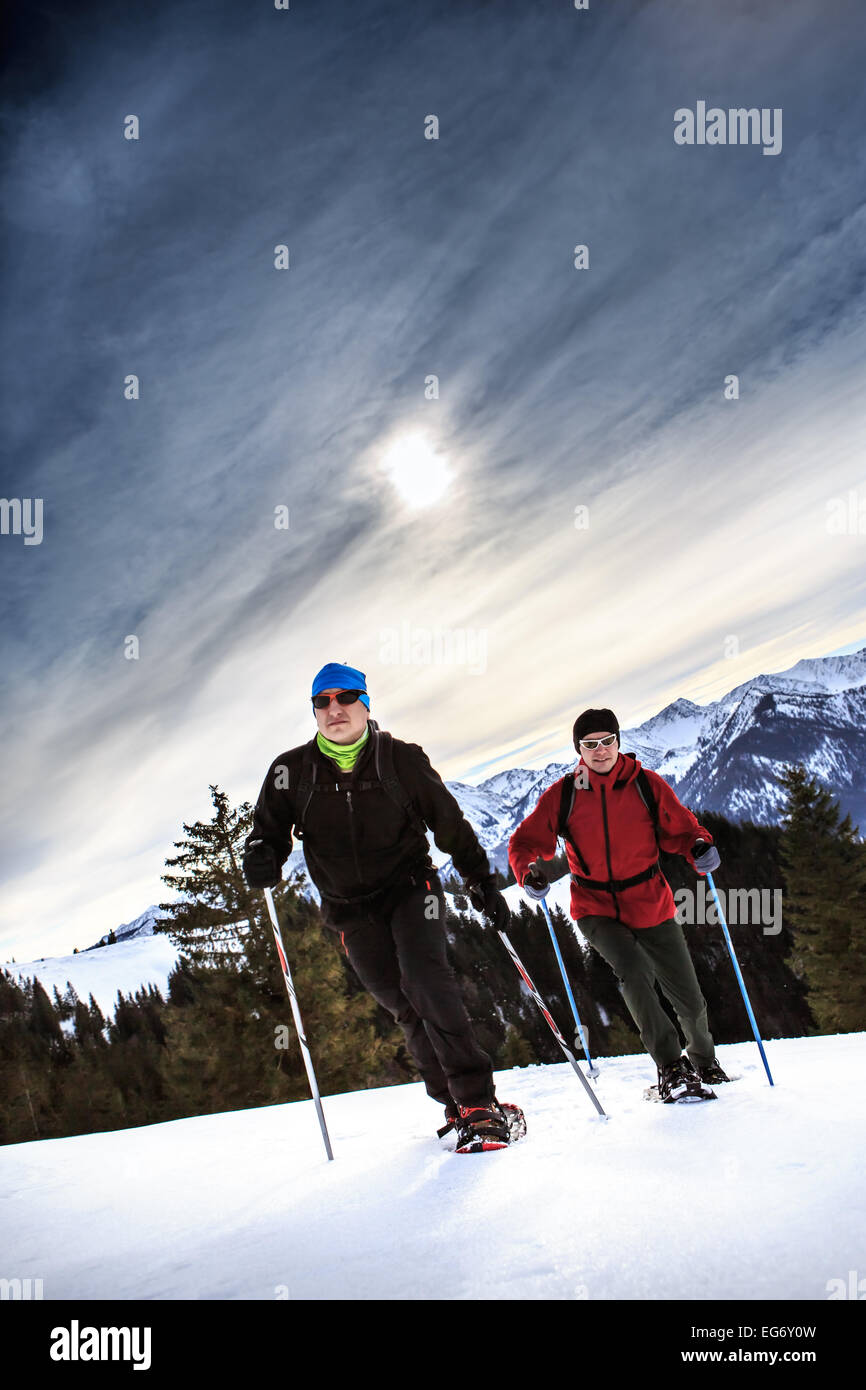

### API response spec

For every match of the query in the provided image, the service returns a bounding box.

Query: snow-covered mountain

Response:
[87,904,168,950]
[620,646,866,831]
[433,761,576,879]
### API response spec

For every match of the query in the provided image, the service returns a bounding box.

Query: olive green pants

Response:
[578,915,715,1071]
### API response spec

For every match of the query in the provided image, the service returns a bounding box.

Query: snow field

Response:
[2,1033,864,1301]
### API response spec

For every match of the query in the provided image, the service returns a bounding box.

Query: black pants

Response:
[325,873,494,1108]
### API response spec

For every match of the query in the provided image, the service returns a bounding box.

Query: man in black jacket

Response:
[242,661,519,1150]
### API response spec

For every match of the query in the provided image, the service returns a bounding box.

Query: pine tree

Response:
[498,1025,534,1068]
[0,975,74,1141]
[158,784,263,968]
[156,786,405,1115]
[778,764,866,1034]
[31,979,63,1046]
[0,971,44,1142]
[73,993,107,1049]
[104,985,169,1128]
[600,1016,641,1057]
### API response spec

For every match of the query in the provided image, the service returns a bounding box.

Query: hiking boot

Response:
[692,1058,731,1085]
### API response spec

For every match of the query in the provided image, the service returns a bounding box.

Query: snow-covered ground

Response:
[3,1033,863,1301]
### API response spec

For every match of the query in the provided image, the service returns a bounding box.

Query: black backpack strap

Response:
[633,767,659,842]
[556,774,590,876]
[292,745,319,841]
[558,772,578,834]
[557,774,575,837]
[374,729,429,843]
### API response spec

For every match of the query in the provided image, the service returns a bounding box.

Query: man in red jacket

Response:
[508,708,730,1102]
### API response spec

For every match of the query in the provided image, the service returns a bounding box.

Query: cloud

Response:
[2,0,866,955]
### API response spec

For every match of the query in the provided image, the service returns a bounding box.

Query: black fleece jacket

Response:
[245,725,491,906]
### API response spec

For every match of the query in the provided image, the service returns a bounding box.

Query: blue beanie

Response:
[311,662,370,709]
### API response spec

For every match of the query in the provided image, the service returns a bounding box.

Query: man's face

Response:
[314,689,369,744]
[577,730,619,773]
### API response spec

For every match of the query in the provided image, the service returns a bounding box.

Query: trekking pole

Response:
[263,887,334,1159]
[705,872,774,1087]
[539,898,598,1077]
[498,928,606,1117]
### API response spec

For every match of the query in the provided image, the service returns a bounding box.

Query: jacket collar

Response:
[576,751,640,790]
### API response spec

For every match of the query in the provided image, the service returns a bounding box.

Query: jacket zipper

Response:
[564,780,591,875]
[600,784,619,916]
[345,789,365,887]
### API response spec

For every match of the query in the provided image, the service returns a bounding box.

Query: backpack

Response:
[556,755,661,894]
[292,721,429,845]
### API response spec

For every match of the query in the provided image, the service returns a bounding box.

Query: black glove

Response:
[466,874,511,931]
[243,838,282,890]
[692,841,720,875]
[522,864,550,901]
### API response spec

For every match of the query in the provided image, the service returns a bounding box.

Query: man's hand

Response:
[692,841,720,875]
[466,873,511,931]
[243,839,282,890]
[522,863,550,901]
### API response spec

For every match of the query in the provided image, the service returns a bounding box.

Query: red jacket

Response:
[508,752,713,929]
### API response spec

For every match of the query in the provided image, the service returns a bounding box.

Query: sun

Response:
[380,432,453,508]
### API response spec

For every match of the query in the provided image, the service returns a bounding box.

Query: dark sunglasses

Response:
[311,690,364,709]
[579,734,618,749]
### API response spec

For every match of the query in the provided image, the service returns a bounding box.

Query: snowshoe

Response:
[644,1082,717,1103]
[500,1102,527,1144]
[644,1084,718,1103]
[453,1100,526,1153]
[650,1056,717,1103]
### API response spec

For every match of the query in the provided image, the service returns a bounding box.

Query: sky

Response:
[2,0,865,959]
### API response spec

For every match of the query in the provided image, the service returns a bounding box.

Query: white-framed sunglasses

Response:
[579,734,618,749]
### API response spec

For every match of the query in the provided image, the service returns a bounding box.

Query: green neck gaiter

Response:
[316,725,370,771]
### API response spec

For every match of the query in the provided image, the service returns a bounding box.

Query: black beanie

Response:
[573,708,620,751]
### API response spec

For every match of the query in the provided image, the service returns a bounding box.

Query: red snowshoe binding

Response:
[453,1099,526,1153]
